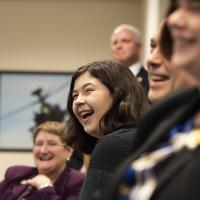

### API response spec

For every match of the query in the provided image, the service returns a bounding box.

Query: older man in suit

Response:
[111,24,149,94]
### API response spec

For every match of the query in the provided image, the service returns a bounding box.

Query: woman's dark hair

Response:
[166,0,178,17]
[159,0,179,61]
[66,60,150,154]
[160,20,173,61]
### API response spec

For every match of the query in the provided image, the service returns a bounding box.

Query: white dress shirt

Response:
[129,62,142,76]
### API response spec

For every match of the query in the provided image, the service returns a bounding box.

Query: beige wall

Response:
[0,0,144,72]
[0,151,34,181]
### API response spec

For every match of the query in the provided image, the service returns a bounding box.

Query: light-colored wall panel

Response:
[0,0,144,72]
[0,151,34,181]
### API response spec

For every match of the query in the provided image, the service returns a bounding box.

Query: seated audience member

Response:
[66,60,150,200]
[111,24,149,94]
[147,20,197,103]
[0,121,84,200]
[102,0,200,199]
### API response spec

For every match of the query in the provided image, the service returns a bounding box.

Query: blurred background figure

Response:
[147,20,197,103]
[0,121,84,200]
[111,24,149,94]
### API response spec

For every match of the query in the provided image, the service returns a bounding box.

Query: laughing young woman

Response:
[66,60,150,200]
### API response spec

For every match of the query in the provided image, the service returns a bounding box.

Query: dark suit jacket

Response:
[0,165,84,200]
[136,66,149,95]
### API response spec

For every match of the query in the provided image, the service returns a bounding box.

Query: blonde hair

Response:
[33,121,67,145]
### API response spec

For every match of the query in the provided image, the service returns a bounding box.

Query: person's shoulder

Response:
[63,167,84,183]
[68,167,84,180]
[5,165,35,180]
[142,86,200,123]
[133,86,200,151]
[63,167,84,188]
[102,127,137,143]
[89,127,137,171]
[97,127,136,148]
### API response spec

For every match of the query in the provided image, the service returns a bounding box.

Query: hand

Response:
[21,174,53,190]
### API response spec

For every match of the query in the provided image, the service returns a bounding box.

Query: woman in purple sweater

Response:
[0,121,84,200]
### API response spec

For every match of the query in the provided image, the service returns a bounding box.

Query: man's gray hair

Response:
[112,24,142,45]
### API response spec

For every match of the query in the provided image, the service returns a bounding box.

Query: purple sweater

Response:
[0,165,84,200]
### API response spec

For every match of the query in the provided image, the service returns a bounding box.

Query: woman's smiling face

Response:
[147,21,172,103]
[168,0,200,81]
[72,72,113,138]
[33,131,68,177]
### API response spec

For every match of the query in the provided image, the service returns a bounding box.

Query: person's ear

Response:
[65,146,74,161]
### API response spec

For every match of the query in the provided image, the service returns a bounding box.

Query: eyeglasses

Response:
[34,141,66,149]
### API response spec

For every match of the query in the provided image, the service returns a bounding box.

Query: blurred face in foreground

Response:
[148,19,198,103]
[147,22,173,103]
[168,0,200,81]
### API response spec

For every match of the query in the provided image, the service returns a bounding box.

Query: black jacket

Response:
[137,67,149,95]
[79,127,137,200]
[103,86,200,200]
